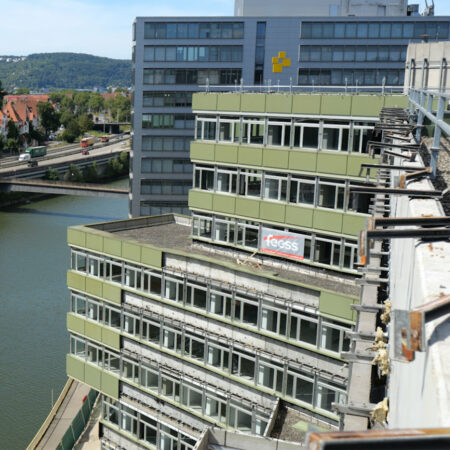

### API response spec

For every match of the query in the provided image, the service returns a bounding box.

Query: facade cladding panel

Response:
[131,15,450,218]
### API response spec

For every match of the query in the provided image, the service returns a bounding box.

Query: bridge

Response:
[0,179,129,198]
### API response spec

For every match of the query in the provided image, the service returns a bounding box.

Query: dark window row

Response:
[299,45,407,63]
[142,136,191,152]
[143,92,192,108]
[143,68,242,85]
[144,22,244,39]
[298,68,405,86]
[142,113,194,129]
[144,45,243,62]
[141,180,191,195]
[141,158,192,174]
[301,21,449,40]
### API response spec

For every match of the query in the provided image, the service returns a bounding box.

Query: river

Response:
[0,179,129,449]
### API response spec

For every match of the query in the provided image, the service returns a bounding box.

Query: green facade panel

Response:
[67,271,86,292]
[342,214,368,236]
[285,205,314,228]
[122,242,141,263]
[313,210,343,233]
[102,371,120,399]
[67,228,86,248]
[260,202,286,224]
[67,313,85,336]
[347,153,375,177]
[217,93,241,111]
[263,148,289,169]
[213,194,236,215]
[319,291,357,322]
[102,282,122,305]
[215,144,238,164]
[85,321,103,343]
[238,146,263,166]
[235,197,260,218]
[85,364,102,391]
[189,190,213,210]
[86,277,103,298]
[265,94,293,114]
[103,237,122,257]
[241,94,266,112]
[289,150,318,172]
[383,95,408,109]
[317,153,348,175]
[292,95,321,115]
[192,93,217,110]
[86,233,104,253]
[351,96,385,117]
[102,327,121,350]
[191,142,215,162]
[67,355,85,382]
[321,95,351,116]
[141,246,162,269]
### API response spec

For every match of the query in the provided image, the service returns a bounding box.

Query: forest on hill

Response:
[0,53,131,90]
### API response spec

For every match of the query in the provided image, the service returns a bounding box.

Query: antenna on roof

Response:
[422,0,434,16]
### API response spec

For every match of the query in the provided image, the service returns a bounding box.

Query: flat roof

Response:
[91,214,360,297]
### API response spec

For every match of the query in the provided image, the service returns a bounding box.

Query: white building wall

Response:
[234,0,408,17]
[388,161,450,428]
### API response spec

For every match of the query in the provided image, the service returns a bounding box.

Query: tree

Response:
[44,167,60,180]
[0,80,7,105]
[61,95,75,113]
[15,88,30,94]
[88,92,104,112]
[62,118,81,143]
[60,110,75,127]
[78,114,94,134]
[83,162,99,182]
[6,120,19,141]
[64,164,83,182]
[5,138,19,155]
[37,102,60,136]
[73,91,90,114]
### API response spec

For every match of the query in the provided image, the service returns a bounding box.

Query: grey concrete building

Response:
[130,4,450,218]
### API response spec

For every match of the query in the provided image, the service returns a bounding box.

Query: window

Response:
[286,368,314,404]
[209,287,232,318]
[143,68,241,85]
[314,237,341,267]
[318,180,345,209]
[164,276,184,303]
[217,169,237,194]
[192,214,212,239]
[214,217,235,244]
[239,171,261,197]
[194,166,214,191]
[290,311,318,345]
[290,176,315,205]
[231,351,255,379]
[243,119,264,144]
[207,343,230,372]
[163,328,182,353]
[293,121,319,149]
[267,120,291,147]
[236,222,259,249]
[258,359,284,392]
[263,174,287,202]
[261,305,287,336]
[234,294,258,326]
[186,283,207,310]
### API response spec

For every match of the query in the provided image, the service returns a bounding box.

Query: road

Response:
[0,138,130,176]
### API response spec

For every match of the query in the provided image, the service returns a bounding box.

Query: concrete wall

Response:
[234,0,408,17]
[388,156,450,428]
[404,41,450,91]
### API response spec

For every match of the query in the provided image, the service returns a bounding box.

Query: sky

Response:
[1,0,450,60]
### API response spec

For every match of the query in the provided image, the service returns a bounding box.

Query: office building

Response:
[130,1,449,218]
[65,90,420,449]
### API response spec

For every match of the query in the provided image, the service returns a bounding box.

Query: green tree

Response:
[119,151,129,172]
[62,119,81,143]
[78,114,94,134]
[5,138,19,155]
[15,87,30,94]
[88,92,105,112]
[37,102,60,136]
[64,164,83,182]
[49,91,65,105]
[7,120,19,141]
[83,162,99,182]
[73,91,90,114]
[44,166,60,180]
[25,123,45,145]
[0,80,6,104]
[61,95,75,113]
[60,110,75,127]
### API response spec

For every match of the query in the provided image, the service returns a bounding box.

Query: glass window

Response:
[357,23,368,38]
[368,23,379,38]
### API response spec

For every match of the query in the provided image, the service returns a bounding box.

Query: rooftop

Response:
[88,214,360,298]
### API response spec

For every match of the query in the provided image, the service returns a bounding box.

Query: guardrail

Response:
[27,378,74,450]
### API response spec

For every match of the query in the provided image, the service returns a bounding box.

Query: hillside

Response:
[0,53,131,90]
